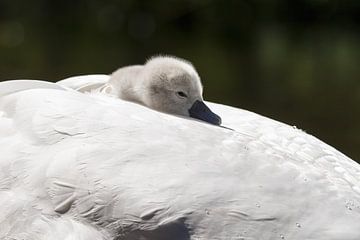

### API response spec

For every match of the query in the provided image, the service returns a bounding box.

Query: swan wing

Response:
[57,74,109,92]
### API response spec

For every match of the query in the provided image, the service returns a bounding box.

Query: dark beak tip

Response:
[212,115,221,126]
[216,115,222,125]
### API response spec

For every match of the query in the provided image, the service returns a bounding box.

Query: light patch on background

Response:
[97,5,124,33]
[0,21,24,48]
[128,12,156,40]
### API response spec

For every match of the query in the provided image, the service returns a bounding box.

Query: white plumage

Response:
[0,76,359,240]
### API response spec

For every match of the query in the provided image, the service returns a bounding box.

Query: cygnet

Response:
[98,56,221,125]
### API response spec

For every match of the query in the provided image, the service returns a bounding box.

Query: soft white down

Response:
[58,56,221,125]
[0,76,359,240]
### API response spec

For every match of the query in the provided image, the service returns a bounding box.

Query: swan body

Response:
[0,77,360,239]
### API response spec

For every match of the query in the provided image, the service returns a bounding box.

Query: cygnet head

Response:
[109,55,221,125]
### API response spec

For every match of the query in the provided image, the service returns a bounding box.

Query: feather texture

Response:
[0,77,359,239]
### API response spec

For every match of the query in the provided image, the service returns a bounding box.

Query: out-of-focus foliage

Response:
[0,0,359,161]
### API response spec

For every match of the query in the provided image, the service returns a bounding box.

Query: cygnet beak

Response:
[188,100,222,126]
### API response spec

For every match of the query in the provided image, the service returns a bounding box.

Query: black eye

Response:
[176,91,188,98]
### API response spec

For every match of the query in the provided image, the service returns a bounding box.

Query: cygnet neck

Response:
[108,65,146,105]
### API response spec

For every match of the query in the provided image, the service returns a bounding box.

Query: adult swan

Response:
[0,78,359,240]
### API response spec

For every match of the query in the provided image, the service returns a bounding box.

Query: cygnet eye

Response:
[176,91,188,98]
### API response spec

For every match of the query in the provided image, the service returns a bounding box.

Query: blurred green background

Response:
[0,0,359,162]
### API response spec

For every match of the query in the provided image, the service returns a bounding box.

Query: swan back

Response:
[0,80,360,239]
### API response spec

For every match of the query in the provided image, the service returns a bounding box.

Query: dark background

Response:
[0,0,359,162]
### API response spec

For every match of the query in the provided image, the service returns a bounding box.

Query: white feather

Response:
[0,77,359,239]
